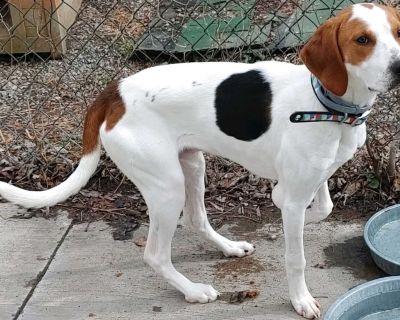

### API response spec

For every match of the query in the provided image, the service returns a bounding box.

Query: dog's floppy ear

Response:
[300,18,348,96]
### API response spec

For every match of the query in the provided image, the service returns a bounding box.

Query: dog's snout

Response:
[390,60,400,75]
[389,60,400,90]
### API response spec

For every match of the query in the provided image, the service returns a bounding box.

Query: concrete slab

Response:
[20,217,381,320]
[0,204,71,320]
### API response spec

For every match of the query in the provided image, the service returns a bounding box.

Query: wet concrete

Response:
[324,235,385,280]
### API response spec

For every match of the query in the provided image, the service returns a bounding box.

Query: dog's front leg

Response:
[273,184,321,319]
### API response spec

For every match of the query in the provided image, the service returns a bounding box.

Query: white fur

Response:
[0,146,100,208]
[1,4,399,319]
[344,4,400,101]
[107,59,358,319]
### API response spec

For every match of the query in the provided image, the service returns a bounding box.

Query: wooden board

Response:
[0,0,82,57]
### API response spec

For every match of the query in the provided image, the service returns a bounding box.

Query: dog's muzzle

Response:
[389,60,400,90]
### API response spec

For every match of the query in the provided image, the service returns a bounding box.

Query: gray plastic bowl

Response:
[324,276,400,320]
[364,204,400,275]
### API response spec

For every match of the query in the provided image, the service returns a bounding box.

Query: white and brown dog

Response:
[1,3,400,318]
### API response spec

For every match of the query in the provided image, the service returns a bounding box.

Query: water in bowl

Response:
[373,220,400,261]
[361,307,400,320]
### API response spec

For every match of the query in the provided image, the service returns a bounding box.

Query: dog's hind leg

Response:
[143,176,219,303]
[101,128,219,303]
[305,181,333,224]
[179,150,255,257]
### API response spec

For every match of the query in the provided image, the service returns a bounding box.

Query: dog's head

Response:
[300,3,400,96]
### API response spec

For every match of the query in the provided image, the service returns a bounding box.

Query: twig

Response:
[84,221,92,232]
[388,130,400,180]
[224,215,260,223]
[0,129,6,143]
[366,138,381,180]
[56,203,130,214]
[113,175,126,193]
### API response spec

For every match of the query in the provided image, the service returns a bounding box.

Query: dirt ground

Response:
[1,0,400,235]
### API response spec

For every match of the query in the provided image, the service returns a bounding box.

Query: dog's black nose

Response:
[390,60,400,75]
[389,60,400,89]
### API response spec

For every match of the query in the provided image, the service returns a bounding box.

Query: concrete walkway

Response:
[0,203,382,320]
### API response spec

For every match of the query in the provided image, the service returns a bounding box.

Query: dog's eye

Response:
[356,36,369,44]
[397,29,400,38]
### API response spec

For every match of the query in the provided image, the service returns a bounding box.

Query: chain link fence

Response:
[1,0,400,218]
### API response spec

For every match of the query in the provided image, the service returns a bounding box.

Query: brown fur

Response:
[300,8,352,96]
[82,81,126,155]
[338,18,376,66]
[379,5,400,42]
[300,5,399,96]
[361,3,374,9]
[339,4,400,66]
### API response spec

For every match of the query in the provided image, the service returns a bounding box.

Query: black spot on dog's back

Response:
[215,70,272,141]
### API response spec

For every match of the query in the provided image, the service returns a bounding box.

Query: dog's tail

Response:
[0,81,122,209]
[0,149,100,208]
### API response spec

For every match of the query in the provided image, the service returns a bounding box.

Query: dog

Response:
[1,3,400,318]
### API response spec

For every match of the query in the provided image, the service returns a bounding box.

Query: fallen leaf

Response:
[229,290,259,304]
[229,291,247,303]
[80,190,101,198]
[114,198,124,208]
[313,262,328,269]
[246,290,259,298]
[393,176,400,192]
[210,202,223,212]
[134,236,147,247]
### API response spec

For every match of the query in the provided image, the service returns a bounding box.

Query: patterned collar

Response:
[290,74,372,126]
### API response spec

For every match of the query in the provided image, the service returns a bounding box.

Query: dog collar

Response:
[290,110,371,126]
[310,74,372,115]
[290,74,372,126]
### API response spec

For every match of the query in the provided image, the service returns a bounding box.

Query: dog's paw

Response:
[221,240,255,257]
[291,292,321,319]
[185,283,220,303]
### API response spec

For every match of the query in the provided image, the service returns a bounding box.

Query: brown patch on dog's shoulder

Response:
[82,80,126,155]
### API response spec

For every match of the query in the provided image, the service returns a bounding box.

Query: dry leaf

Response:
[313,262,328,269]
[134,236,147,247]
[229,290,259,304]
